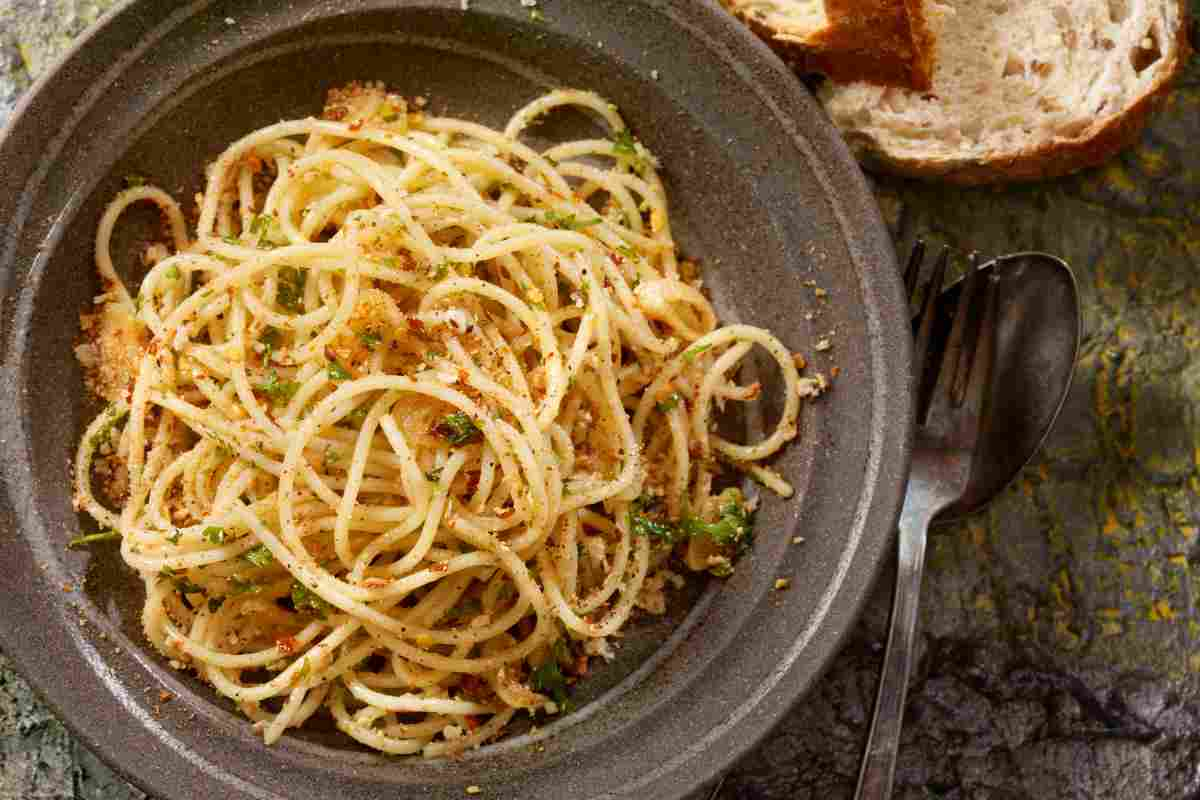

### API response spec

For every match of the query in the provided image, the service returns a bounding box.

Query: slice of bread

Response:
[819,0,1190,183]
[724,1,937,90]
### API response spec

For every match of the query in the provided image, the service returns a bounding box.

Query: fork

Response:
[704,245,999,800]
[854,242,999,800]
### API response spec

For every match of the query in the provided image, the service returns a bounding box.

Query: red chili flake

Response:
[430,561,449,574]
[465,715,482,731]
[408,318,425,332]
[276,636,298,656]
[830,366,841,379]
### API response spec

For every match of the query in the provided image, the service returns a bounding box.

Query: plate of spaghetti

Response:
[0,2,911,799]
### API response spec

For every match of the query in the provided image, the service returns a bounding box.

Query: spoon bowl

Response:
[933,252,1081,521]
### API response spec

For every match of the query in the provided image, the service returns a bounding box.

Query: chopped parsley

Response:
[242,544,275,568]
[291,581,332,619]
[165,264,181,280]
[656,393,682,413]
[67,529,121,548]
[260,326,282,364]
[682,343,711,362]
[230,577,263,595]
[357,329,383,351]
[327,359,352,381]
[680,488,754,547]
[627,489,754,552]
[258,369,300,405]
[207,596,226,613]
[123,174,146,188]
[248,214,284,248]
[628,495,682,543]
[530,639,572,711]
[425,466,444,484]
[611,129,638,157]
[222,235,240,246]
[434,412,482,446]
[158,566,206,607]
[166,530,183,545]
[276,266,308,313]
[430,262,449,281]
[529,7,545,22]
[542,211,602,231]
[202,526,227,545]
[89,406,128,450]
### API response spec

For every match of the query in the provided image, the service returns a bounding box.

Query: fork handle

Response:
[854,490,941,800]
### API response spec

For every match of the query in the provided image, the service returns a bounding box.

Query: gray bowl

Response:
[0,1,912,798]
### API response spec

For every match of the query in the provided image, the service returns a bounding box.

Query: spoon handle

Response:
[854,491,937,800]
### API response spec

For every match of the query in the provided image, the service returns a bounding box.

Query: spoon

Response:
[922,251,1081,521]
[851,249,1081,800]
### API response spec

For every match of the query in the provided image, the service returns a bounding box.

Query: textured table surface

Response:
[3,2,1200,798]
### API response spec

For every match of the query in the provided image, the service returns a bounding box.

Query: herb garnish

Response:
[357,329,383,351]
[327,360,352,381]
[242,544,275,568]
[680,489,754,547]
[434,412,482,446]
[89,406,129,450]
[260,326,282,365]
[202,526,227,545]
[258,369,300,405]
[542,211,602,231]
[656,393,682,414]
[230,577,263,595]
[530,639,572,711]
[159,566,206,609]
[627,488,754,551]
[67,529,121,548]
[276,266,308,312]
[248,214,285,249]
[291,581,332,619]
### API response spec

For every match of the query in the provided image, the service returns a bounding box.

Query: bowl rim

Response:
[0,1,913,798]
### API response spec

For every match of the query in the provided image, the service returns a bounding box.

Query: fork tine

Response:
[904,238,926,301]
[927,252,992,421]
[912,246,949,421]
[958,266,999,428]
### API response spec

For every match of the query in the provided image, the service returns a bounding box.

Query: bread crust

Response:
[836,1,1191,184]
[732,1,935,90]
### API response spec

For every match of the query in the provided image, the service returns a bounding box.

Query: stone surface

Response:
[2,3,1200,799]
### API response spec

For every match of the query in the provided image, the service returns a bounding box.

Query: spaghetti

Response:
[72,84,812,756]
